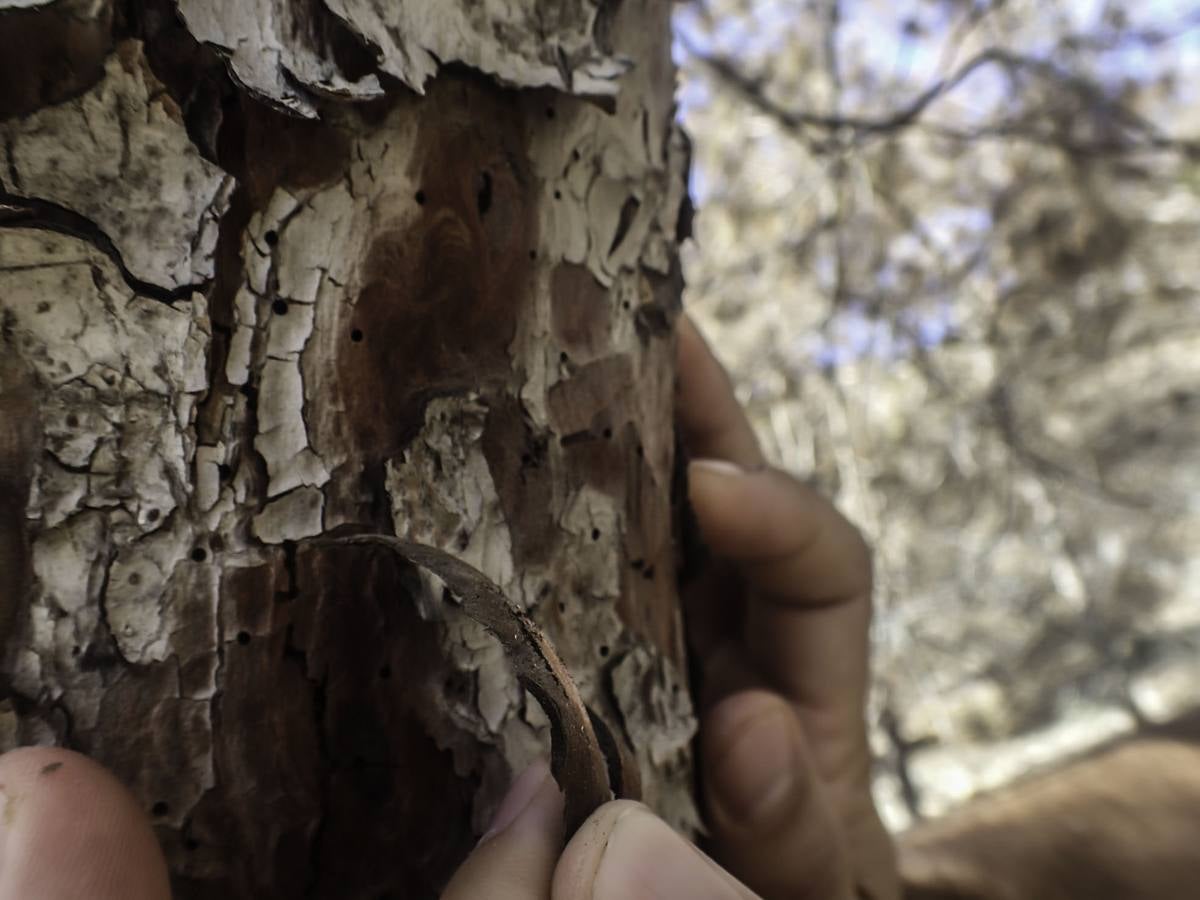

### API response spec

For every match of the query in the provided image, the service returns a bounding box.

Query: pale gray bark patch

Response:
[611,645,700,833]
[322,0,629,95]
[174,0,383,118]
[1,226,212,747]
[252,485,325,543]
[174,0,626,114]
[0,45,233,292]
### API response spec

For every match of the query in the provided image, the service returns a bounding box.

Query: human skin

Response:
[0,317,897,900]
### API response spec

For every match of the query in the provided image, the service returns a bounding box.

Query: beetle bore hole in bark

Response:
[272,299,289,315]
[379,665,391,679]
[529,249,537,260]
[545,105,556,119]
[264,230,278,247]
[236,630,250,645]
[128,572,142,586]
[558,602,567,613]
[146,508,160,522]
[152,801,169,817]
[476,170,493,215]
[602,427,613,440]
[554,189,562,200]
[415,189,427,206]
[350,328,364,343]
[599,645,610,658]
[559,351,569,363]
[591,528,601,541]
[191,547,207,562]
[66,413,78,427]
[218,463,233,481]
[184,839,200,852]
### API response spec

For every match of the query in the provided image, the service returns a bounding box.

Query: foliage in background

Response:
[674,0,1200,828]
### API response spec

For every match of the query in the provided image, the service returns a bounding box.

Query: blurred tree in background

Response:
[673,0,1200,829]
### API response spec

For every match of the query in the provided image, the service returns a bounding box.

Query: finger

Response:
[701,690,855,900]
[676,315,766,469]
[0,747,171,900]
[553,800,761,900]
[442,759,563,900]
[688,460,871,731]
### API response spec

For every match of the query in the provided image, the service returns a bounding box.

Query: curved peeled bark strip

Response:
[320,533,624,835]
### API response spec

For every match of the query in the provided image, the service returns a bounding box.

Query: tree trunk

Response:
[0,1,695,896]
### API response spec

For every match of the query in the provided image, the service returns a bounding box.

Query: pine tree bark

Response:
[0,1,695,896]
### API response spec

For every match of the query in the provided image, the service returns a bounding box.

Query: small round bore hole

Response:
[272,299,289,316]
[184,839,200,852]
[146,508,160,522]
[559,351,569,363]
[545,106,556,119]
[379,665,392,679]
[599,645,610,658]
[415,189,427,206]
[602,428,613,440]
[65,413,79,428]
[529,249,537,260]
[264,230,279,247]
[553,189,562,200]
[350,328,364,343]
[152,801,169,817]
[236,630,250,645]
[191,547,207,563]
[591,528,601,541]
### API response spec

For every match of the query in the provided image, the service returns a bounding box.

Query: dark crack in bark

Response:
[0,191,209,303]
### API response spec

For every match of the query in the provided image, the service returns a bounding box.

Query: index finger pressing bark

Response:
[676,315,766,470]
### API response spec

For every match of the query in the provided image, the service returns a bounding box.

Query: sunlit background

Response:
[672,0,1200,830]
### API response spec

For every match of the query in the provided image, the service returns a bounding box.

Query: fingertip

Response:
[0,747,171,900]
[553,799,643,897]
[442,761,564,899]
[702,691,806,834]
[554,800,752,900]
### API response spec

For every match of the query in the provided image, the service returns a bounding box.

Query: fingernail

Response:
[689,458,745,478]
[594,807,745,899]
[479,759,551,845]
[705,694,799,828]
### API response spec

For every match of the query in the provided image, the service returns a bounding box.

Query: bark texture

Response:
[0,1,695,896]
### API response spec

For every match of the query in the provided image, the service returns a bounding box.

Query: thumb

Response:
[442,759,563,899]
[702,690,856,900]
[553,800,760,899]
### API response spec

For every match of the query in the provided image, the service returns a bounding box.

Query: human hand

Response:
[677,315,898,900]
[443,316,898,899]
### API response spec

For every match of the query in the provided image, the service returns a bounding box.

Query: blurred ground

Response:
[674,0,1200,831]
